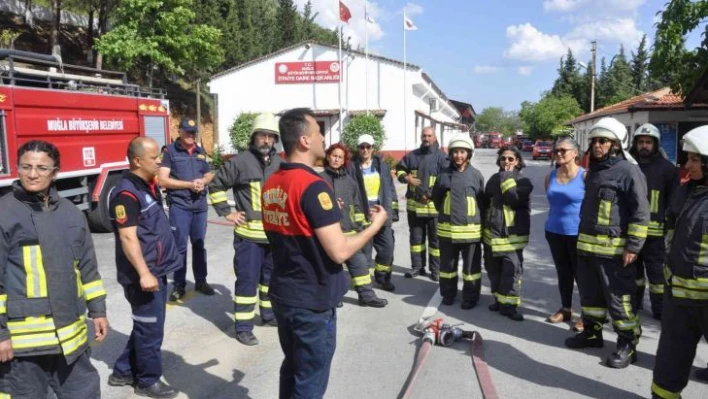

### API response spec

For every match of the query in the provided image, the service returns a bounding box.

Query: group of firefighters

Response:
[0,107,707,398]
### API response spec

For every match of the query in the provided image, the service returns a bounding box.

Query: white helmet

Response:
[634,123,661,141]
[682,125,708,157]
[251,113,280,142]
[588,117,636,164]
[448,134,474,152]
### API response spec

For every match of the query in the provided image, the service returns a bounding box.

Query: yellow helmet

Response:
[251,113,280,142]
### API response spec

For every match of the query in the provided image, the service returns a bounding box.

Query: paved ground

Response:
[84,148,707,398]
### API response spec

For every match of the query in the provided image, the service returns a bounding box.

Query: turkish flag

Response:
[339,0,352,23]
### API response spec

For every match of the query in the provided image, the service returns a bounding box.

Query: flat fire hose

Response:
[470,331,499,399]
[400,338,433,399]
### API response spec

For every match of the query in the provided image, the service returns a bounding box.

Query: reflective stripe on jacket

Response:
[432,164,485,243]
[320,167,366,234]
[578,157,650,258]
[208,147,282,244]
[396,143,448,217]
[0,182,107,364]
[664,181,708,306]
[635,154,678,237]
[482,170,533,254]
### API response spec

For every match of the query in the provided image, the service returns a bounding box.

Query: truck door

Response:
[0,110,8,176]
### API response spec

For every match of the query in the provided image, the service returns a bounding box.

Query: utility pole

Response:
[590,41,597,113]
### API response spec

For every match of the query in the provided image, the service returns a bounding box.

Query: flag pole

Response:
[403,11,408,152]
[365,0,369,115]
[338,24,343,143]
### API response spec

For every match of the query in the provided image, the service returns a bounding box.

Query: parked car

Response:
[532,140,553,160]
[489,136,503,149]
[522,140,534,152]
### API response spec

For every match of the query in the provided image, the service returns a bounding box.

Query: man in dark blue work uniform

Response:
[108,137,181,399]
[159,118,216,301]
[262,108,388,398]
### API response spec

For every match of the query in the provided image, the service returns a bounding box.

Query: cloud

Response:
[544,0,645,13]
[518,66,533,76]
[294,0,386,47]
[567,18,644,49]
[403,2,424,17]
[504,23,579,61]
[473,65,500,74]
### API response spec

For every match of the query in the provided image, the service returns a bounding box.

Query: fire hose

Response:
[400,318,498,399]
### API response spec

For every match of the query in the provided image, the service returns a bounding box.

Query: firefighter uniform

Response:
[629,125,678,318]
[320,166,379,302]
[651,126,708,399]
[208,126,282,338]
[351,149,398,289]
[110,172,181,390]
[566,117,650,369]
[0,182,106,398]
[162,135,212,295]
[396,142,448,278]
[483,169,533,318]
[432,160,485,306]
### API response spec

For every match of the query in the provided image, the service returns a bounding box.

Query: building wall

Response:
[209,44,461,156]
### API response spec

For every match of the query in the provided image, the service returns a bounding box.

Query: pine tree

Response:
[631,35,650,93]
[606,45,634,104]
[277,0,300,47]
[302,0,314,40]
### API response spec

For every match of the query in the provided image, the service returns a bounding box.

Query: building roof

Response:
[449,99,477,121]
[211,41,421,80]
[685,66,708,106]
[568,87,708,124]
[311,109,386,117]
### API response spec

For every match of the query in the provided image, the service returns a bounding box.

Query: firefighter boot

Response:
[564,323,604,349]
[359,296,389,308]
[695,364,708,382]
[606,339,637,369]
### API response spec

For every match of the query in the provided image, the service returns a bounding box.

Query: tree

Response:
[475,107,505,132]
[650,0,708,95]
[230,112,258,151]
[277,0,299,47]
[519,94,582,138]
[342,115,386,151]
[605,45,635,105]
[50,0,61,52]
[631,34,651,93]
[95,0,225,82]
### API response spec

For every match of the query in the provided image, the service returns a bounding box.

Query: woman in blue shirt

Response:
[545,137,585,331]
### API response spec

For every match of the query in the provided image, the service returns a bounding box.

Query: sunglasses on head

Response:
[499,156,516,162]
[591,137,612,145]
[358,144,372,150]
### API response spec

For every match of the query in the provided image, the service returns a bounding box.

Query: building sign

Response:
[275,61,341,84]
[656,122,678,163]
[47,118,125,132]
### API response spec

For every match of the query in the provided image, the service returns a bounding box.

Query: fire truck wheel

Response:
[87,173,121,233]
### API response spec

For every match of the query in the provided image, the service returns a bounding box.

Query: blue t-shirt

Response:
[545,167,585,236]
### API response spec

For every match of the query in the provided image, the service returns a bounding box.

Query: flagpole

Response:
[403,11,408,151]
[365,0,369,115]
[338,24,343,143]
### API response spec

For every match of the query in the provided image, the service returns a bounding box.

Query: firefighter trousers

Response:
[114,276,168,388]
[633,236,666,315]
[407,213,440,274]
[345,249,377,300]
[0,350,99,399]
[651,291,708,399]
[364,225,395,283]
[233,236,274,332]
[577,255,641,344]
[169,206,208,288]
[484,246,523,309]
[439,240,482,303]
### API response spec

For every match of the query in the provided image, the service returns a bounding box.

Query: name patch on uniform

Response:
[197,154,206,160]
[318,192,333,210]
[115,205,127,224]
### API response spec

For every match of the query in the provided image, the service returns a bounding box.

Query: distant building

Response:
[208,41,470,159]
[569,87,708,165]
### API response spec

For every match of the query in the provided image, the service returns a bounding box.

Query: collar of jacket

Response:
[324,165,348,178]
[355,153,382,169]
[589,154,622,171]
[12,180,61,210]
[249,145,276,166]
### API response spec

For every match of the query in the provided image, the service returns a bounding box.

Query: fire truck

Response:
[0,50,171,232]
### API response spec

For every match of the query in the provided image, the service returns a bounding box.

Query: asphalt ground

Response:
[81,148,707,399]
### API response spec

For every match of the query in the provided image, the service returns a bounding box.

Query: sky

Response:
[294,0,703,113]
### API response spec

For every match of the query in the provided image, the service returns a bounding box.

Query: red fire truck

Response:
[0,50,171,232]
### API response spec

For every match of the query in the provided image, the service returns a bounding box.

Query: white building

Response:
[209,41,467,159]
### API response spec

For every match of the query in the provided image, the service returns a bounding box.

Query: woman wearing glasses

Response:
[321,143,388,308]
[483,145,533,321]
[0,140,108,397]
[544,137,585,331]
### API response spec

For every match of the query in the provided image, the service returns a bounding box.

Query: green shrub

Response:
[210,145,226,170]
[229,113,258,152]
[341,115,386,151]
[383,154,398,171]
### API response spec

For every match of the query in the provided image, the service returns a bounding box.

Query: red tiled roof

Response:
[568,88,708,124]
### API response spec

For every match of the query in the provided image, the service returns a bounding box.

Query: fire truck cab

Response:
[0,50,171,232]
